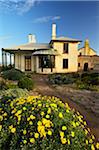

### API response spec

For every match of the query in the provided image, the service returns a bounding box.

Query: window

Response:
[39,55,55,68]
[63,59,68,69]
[25,56,31,71]
[78,63,80,67]
[63,43,68,53]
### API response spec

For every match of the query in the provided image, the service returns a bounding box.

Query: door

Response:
[25,56,31,71]
[84,63,88,71]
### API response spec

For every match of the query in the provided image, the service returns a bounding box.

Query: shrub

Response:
[18,77,34,90]
[0,88,29,100]
[1,65,14,72]
[49,73,79,85]
[0,95,98,150]
[2,68,25,81]
[0,79,8,90]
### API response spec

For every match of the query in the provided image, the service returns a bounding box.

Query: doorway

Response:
[25,56,31,71]
[84,63,88,71]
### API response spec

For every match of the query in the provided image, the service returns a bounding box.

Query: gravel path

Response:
[30,74,99,141]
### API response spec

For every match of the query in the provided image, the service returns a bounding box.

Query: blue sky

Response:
[0,1,99,63]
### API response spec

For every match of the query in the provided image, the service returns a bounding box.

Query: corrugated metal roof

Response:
[51,36,81,42]
[4,43,50,50]
[32,49,59,55]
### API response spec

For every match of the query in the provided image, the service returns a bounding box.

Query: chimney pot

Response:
[28,34,36,43]
[52,23,56,40]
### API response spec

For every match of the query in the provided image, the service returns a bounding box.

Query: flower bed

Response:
[0,95,99,150]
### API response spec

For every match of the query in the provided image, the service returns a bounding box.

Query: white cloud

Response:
[33,15,61,23]
[0,0,38,15]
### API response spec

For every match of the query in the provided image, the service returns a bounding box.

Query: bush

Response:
[0,79,8,90]
[2,68,25,81]
[81,73,99,85]
[49,73,79,85]
[0,88,29,100]
[0,95,98,150]
[18,77,34,90]
[1,65,14,72]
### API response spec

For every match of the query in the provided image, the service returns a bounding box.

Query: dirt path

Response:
[31,74,99,141]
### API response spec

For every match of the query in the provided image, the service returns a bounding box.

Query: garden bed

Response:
[0,95,99,149]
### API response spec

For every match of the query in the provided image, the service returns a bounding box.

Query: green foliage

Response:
[1,65,14,72]
[49,73,79,85]
[0,95,98,150]
[49,73,99,90]
[2,68,25,81]
[0,88,29,100]
[0,79,8,90]
[18,77,34,90]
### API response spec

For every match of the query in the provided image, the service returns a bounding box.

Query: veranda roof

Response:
[2,43,50,51]
[32,49,59,55]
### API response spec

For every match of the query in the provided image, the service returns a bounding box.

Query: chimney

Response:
[52,23,56,40]
[28,34,36,43]
[84,39,89,55]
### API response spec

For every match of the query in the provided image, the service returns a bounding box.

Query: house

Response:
[2,24,81,74]
[78,39,99,71]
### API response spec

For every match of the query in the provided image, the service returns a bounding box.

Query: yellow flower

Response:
[47,108,51,114]
[71,131,75,137]
[96,142,99,149]
[67,139,70,145]
[86,140,88,145]
[17,110,22,114]
[48,130,52,136]
[83,121,87,126]
[0,125,2,131]
[23,140,27,144]
[89,139,93,144]
[30,138,35,143]
[91,144,95,150]
[38,103,42,107]
[18,115,21,122]
[37,121,42,126]
[23,130,27,135]
[34,133,39,138]
[85,129,88,135]
[61,138,67,144]
[92,135,95,140]
[0,115,3,121]
[76,122,79,126]
[27,117,30,121]
[62,126,67,131]
[60,131,64,138]
[37,125,46,137]
[29,121,33,125]
[11,127,16,133]
[71,121,76,128]
[41,112,45,116]
[66,109,70,113]
[23,107,27,110]
[9,125,13,130]
[30,115,36,120]
[32,107,34,110]
[59,112,63,118]
[46,115,50,119]
[3,112,7,116]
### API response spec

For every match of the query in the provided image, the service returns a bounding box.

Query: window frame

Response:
[39,55,55,69]
[63,43,69,54]
[63,59,68,69]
